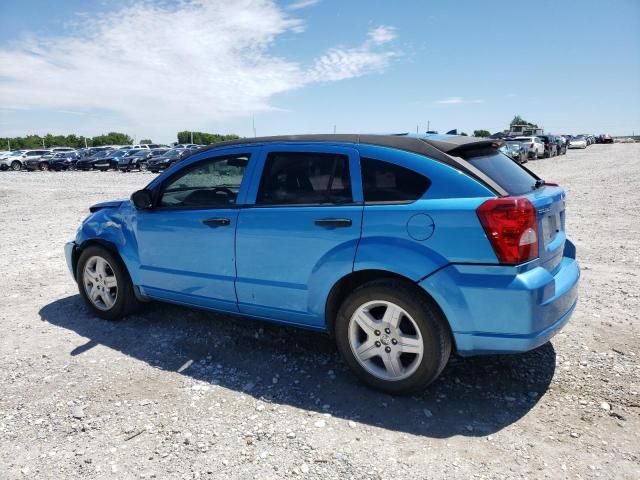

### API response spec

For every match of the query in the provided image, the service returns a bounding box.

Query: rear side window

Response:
[256,152,352,205]
[361,157,430,204]
[462,148,536,195]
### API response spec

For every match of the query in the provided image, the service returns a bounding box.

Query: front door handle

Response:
[203,218,230,227]
[314,218,352,228]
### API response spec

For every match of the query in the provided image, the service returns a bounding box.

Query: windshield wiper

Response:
[533,178,546,190]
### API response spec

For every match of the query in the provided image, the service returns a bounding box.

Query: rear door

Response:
[235,145,363,327]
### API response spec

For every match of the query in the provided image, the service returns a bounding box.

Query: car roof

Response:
[194,134,507,195]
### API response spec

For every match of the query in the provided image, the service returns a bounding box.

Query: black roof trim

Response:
[195,134,508,196]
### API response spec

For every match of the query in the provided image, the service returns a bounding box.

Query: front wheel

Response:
[335,279,451,394]
[76,246,140,320]
[11,160,22,171]
[140,162,148,172]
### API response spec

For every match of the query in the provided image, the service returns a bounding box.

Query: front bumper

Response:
[65,241,77,279]
[419,240,580,356]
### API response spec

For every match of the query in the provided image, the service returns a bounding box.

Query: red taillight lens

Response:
[477,197,538,265]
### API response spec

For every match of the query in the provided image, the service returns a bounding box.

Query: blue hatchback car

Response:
[65,134,580,393]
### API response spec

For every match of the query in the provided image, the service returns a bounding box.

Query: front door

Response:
[134,149,255,312]
[235,145,363,327]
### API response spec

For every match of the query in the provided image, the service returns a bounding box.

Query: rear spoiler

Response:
[423,137,505,156]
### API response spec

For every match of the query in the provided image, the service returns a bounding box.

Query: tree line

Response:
[1,131,242,150]
[176,131,240,145]
[0,132,134,150]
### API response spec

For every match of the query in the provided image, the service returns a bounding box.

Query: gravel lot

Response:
[1,144,638,479]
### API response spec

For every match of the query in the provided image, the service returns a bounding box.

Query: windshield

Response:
[462,148,538,195]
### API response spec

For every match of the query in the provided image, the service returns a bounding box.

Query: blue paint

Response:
[66,139,580,356]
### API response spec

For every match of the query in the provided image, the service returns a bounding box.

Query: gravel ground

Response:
[0,144,638,479]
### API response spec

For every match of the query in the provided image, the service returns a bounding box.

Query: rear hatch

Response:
[458,147,566,272]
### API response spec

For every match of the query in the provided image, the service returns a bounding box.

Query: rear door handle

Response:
[314,218,352,228]
[203,217,230,227]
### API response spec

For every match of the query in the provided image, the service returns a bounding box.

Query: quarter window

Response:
[159,154,249,208]
[256,152,352,205]
[361,157,430,204]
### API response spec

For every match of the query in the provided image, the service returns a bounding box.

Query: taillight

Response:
[477,197,538,265]
[530,143,534,148]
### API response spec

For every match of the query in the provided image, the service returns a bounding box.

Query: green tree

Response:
[139,139,152,144]
[177,131,241,145]
[510,115,538,128]
[473,129,491,138]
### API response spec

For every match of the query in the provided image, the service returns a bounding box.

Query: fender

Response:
[76,201,143,284]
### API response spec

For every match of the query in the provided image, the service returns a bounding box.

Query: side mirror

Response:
[131,189,153,209]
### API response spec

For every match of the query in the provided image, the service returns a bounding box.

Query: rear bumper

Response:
[419,240,580,356]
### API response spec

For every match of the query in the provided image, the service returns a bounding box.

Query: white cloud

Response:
[435,97,484,104]
[0,1,396,138]
[287,0,320,10]
[367,26,396,45]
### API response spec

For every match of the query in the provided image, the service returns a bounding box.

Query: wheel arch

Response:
[74,238,148,302]
[324,269,454,348]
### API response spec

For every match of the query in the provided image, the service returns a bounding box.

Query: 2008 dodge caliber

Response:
[65,134,580,394]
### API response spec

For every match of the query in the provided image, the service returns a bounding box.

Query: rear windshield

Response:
[461,148,537,195]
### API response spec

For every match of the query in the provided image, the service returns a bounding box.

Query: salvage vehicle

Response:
[146,147,192,172]
[117,149,152,172]
[569,135,588,149]
[499,141,528,164]
[76,149,115,170]
[0,150,26,170]
[48,151,80,171]
[513,136,545,159]
[65,134,580,394]
[21,149,53,170]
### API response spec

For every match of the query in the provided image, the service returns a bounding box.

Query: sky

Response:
[0,0,639,143]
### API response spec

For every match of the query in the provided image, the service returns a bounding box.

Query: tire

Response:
[76,246,140,320]
[11,160,21,171]
[40,162,49,171]
[140,162,148,172]
[335,279,451,395]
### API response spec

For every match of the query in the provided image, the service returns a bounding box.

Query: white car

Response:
[513,136,545,159]
[569,136,587,149]
[0,150,27,171]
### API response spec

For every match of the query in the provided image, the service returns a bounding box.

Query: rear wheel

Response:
[335,279,451,394]
[76,246,140,320]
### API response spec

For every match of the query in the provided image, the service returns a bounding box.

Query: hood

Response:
[89,199,125,213]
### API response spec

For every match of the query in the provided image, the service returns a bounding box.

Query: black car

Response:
[118,149,152,172]
[146,148,192,173]
[76,149,115,170]
[48,151,80,171]
[536,135,559,158]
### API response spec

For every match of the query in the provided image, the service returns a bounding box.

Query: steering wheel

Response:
[211,187,234,198]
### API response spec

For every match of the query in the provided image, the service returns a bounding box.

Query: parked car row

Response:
[0,144,201,172]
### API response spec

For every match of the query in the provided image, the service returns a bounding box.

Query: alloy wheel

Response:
[348,300,424,381]
[83,256,118,311]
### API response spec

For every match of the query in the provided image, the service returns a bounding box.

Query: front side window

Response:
[159,154,249,208]
[256,152,352,205]
[361,157,430,204]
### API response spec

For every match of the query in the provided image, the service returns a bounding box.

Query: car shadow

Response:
[39,296,556,438]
